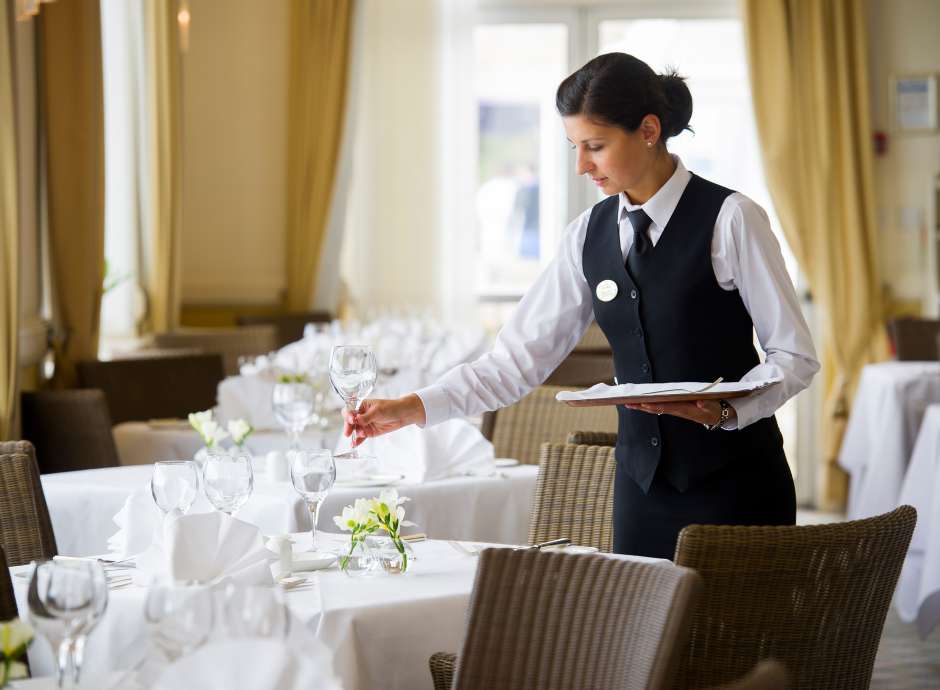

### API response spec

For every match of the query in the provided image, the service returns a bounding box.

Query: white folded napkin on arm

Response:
[135,512,274,586]
[555,376,783,402]
[354,418,495,482]
[152,639,342,690]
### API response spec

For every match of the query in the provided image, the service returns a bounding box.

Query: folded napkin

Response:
[152,639,342,690]
[555,376,783,402]
[357,418,495,482]
[136,512,274,586]
[108,485,162,558]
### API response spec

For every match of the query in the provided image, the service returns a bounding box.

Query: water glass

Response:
[329,345,377,460]
[272,379,315,449]
[151,460,199,516]
[68,562,108,686]
[144,584,215,662]
[222,585,290,639]
[289,448,336,554]
[27,560,98,688]
[202,451,253,515]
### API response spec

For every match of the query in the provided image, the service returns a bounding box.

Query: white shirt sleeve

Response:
[711,192,820,429]
[415,210,596,426]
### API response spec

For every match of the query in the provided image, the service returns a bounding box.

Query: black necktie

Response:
[626,208,653,280]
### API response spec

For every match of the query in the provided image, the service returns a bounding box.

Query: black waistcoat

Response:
[582,173,783,493]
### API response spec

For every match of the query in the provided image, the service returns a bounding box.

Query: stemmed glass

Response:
[144,584,215,662]
[329,345,377,461]
[68,564,108,686]
[272,378,315,449]
[289,448,336,555]
[27,560,101,688]
[151,461,200,517]
[222,585,290,639]
[202,453,253,515]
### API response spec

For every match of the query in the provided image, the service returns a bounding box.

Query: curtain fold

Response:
[142,0,183,332]
[39,0,106,387]
[286,0,354,311]
[741,0,886,510]
[0,0,20,438]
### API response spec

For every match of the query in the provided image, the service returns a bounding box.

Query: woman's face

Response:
[562,114,655,198]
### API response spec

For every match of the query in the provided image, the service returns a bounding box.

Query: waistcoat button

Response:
[651,437,659,447]
[641,363,650,373]
[630,289,638,299]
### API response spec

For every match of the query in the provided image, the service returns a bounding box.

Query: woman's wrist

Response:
[402,393,427,426]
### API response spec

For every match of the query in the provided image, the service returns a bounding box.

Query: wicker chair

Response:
[566,430,617,446]
[428,548,702,690]
[77,353,225,425]
[480,385,617,465]
[153,325,278,375]
[20,390,121,474]
[673,505,917,690]
[544,352,615,387]
[528,442,616,551]
[886,317,940,361]
[236,311,332,348]
[708,661,788,690]
[573,321,612,354]
[0,441,57,565]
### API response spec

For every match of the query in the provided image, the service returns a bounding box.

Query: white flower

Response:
[0,618,33,656]
[226,419,253,446]
[188,409,213,432]
[199,420,229,448]
[333,498,379,532]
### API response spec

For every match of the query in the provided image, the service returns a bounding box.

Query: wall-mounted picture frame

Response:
[892,73,938,133]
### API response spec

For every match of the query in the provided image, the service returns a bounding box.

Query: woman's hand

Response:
[624,399,736,428]
[343,393,427,446]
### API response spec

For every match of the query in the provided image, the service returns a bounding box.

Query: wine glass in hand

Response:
[329,345,377,461]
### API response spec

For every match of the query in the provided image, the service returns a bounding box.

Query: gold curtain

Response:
[286,0,353,310]
[741,0,886,509]
[0,0,20,438]
[143,0,183,332]
[40,0,105,387]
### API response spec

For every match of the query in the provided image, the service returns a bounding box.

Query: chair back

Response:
[153,325,277,375]
[673,505,917,690]
[886,317,940,360]
[482,385,617,465]
[77,353,225,425]
[573,321,612,354]
[544,352,615,387]
[452,548,702,690]
[566,430,617,446]
[20,390,121,473]
[0,441,57,565]
[236,311,332,348]
[528,442,616,551]
[708,661,789,690]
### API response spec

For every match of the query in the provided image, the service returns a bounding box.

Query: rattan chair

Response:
[480,385,617,465]
[528,442,616,551]
[566,430,617,446]
[544,352,615,387]
[573,321,612,354]
[429,548,702,690]
[236,311,331,348]
[707,661,788,690]
[887,317,940,361]
[0,441,57,565]
[77,353,225,425]
[673,505,917,690]
[20,390,121,474]
[153,325,278,375]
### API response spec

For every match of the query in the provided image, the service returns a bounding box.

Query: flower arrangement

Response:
[276,373,308,384]
[188,409,228,449]
[226,419,254,449]
[0,618,33,687]
[333,489,416,573]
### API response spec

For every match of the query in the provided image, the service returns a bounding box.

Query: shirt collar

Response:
[618,155,691,230]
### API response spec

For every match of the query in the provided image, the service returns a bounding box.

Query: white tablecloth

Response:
[837,362,940,520]
[12,534,663,690]
[896,403,940,638]
[41,464,538,557]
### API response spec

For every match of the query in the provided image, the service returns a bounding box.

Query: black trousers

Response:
[613,447,796,560]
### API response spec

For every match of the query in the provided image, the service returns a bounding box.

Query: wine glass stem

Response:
[346,400,360,459]
[308,499,322,551]
[56,638,72,688]
[71,636,87,685]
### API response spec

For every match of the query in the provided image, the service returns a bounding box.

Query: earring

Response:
[646,141,653,147]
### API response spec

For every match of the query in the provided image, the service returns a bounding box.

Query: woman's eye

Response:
[587,146,602,152]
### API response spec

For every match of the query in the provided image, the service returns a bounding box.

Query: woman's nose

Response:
[576,150,593,176]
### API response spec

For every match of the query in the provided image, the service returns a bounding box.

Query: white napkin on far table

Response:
[135,512,274,586]
[363,418,495,482]
[108,486,161,558]
[152,639,343,690]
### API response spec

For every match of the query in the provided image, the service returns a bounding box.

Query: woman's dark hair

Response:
[556,53,693,142]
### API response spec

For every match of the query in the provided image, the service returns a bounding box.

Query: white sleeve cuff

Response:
[414,385,452,428]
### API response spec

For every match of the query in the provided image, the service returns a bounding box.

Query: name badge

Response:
[595,279,618,302]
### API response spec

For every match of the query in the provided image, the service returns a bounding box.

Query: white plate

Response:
[541,544,599,554]
[334,473,404,487]
[494,458,520,468]
[292,552,337,572]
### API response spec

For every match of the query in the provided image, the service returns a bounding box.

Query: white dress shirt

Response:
[416,157,819,431]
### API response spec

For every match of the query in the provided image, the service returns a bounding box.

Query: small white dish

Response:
[541,544,599,554]
[494,458,520,468]
[292,552,337,572]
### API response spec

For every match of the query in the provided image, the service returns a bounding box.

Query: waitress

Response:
[343,53,819,559]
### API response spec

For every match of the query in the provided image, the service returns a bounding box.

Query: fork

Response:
[644,377,724,396]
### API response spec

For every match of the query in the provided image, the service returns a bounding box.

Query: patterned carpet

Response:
[872,609,940,689]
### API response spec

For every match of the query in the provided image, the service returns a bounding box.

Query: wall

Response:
[179,0,289,308]
[867,0,940,309]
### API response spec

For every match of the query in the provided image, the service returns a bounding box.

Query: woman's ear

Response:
[640,114,662,146]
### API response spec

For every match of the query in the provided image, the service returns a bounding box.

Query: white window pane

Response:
[473,23,568,297]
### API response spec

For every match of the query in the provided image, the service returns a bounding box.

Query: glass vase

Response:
[340,537,376,578]
[365,535,414,575]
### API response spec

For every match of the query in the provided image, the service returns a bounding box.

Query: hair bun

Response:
[658,71,693,138]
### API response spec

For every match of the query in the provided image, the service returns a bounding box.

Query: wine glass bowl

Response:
[272,379,316,449]
[151,461,200,516]
[329,345,377,461]
[202,452,253,516]
[289,449,336,554]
